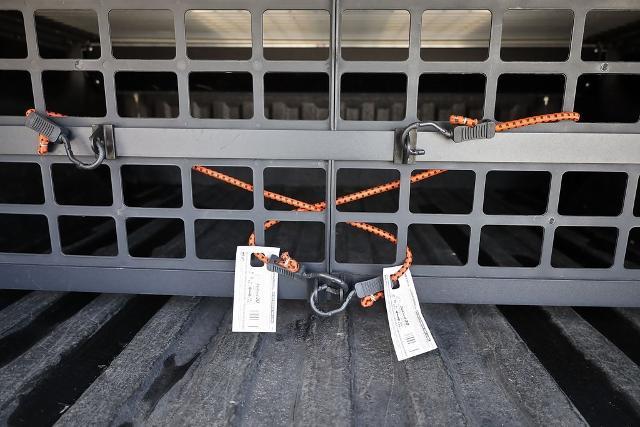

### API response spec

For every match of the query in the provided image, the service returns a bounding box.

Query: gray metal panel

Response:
[2,127,640,164]
[0,154,636,304]
[0,0,637,133]
[330,160,640,281]
[0,0,639,304]
[0,156,329,272]
[2,265,639,307]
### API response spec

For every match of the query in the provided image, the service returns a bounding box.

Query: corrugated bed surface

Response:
[0,290,638,426]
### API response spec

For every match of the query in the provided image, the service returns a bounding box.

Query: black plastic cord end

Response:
[25,111,65,143]
[452,121,496,143]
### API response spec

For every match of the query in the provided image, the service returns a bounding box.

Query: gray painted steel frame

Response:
[2,128,640,165]
[0,155,638,305]
[0,0,638,133]
[3,265,640,307]
[0,156,329,273]
[0,0,639,304]
[330,161,640,282]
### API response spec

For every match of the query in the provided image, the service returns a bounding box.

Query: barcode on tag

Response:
[383,267,437,361]
[403,332,417,347]
[232,246,279,333]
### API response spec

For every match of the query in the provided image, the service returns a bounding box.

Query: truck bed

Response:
[0,290,639,426]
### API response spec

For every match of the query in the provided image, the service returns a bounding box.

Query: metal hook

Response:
[395,121,453,164]
[266,256,355,316]
[309,285,357,317]
[25,111,107,170]
[400,121,453,148]
[61,133,105,170]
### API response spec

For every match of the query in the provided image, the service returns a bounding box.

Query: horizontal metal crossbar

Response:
[1,127,640,164]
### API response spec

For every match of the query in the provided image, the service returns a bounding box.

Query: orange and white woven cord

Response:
[450,112,580,132]
[192,165,445,301]
[193,111,578,308]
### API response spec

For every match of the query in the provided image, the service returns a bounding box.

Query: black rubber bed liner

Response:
[0,290,638,426]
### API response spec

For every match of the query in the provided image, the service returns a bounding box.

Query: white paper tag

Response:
[232,246,280,333]
[383,266,437,361]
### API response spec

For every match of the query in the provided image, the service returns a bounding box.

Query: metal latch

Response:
[395,121,453,164]
[91,124,117,160]
[394,127,424,164]
[25,110,108,170]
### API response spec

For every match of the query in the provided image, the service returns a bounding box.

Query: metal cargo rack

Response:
[0,0,638,305]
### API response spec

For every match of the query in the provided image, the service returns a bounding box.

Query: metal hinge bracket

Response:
[91,124,116,160]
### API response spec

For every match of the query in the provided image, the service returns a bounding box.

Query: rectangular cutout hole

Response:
[340,73,407,121]
[558,171,627,216]
[635,176,640,217]
[264,72,329,120]
[265,221,325,262]
[195,219,254,260]
[250,253,263,267]
[408,224,470,266]
[121,165,182,208]
[479,225,543,267]
[336,222,397,264]
[625,227,640,269]
[495,74,565,122]
[59,215,117,256]
[501,9,573,61]
[552,226,617,268]
[52,164,112,206]
[0,11,27,58]
[582,10,640,62]
[263,10,329,60]
[126,218,185,258]
[109,9,175,59]
[264,167,326,211]
[336,168,399,213]
[418,74,485,121]
[0,162,44,204]
[484,171,551,215]
[341,10,410,61]
[0,71,34,116]
[421,10,491,61]
[115,72,178,118]
[186,10,252,60]
[575,74,640,123]
[0,214,51,254]
[189,72,253,119]
[43,71,106,117]
[410,170,474,214]
[35,9,100,59]
[192,166,253,210]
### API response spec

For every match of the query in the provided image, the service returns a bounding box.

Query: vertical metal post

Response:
[330,0,340,131]
[395,165,411,264]
[39,158,61,256]
[252,161,266,247]
[613,174,638,271]
[109,161,129,259]
[327,0,340,273]
[467,167,487,268]
[539,169,563,272]
[483,6,504,121]
[181,162,196,259]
